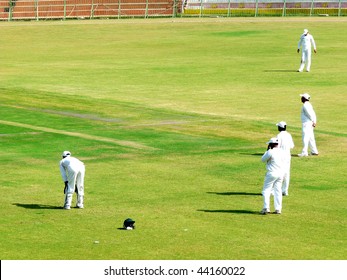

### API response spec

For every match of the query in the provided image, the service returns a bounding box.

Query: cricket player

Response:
[59,151,85,210]
[261,137,285,215]
[297,28,317,72]
[298,93,319,157]
[276,121,294,196]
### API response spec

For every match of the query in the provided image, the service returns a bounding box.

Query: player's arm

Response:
[297,37,302,53]
[261,150,271,162]
[303,104,317,126]
[311,36,317,53]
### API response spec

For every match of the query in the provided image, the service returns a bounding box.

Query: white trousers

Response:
[64,165,85,208]
[299,48,312,72]
[301,122,318,155]
[262,172,283,212]
[282,159,291,194]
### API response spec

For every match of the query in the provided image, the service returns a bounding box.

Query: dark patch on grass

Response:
[207,191,261,196]
[198,209,259,214]
[13,203,62,210]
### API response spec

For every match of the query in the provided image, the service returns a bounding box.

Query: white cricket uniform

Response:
[298,33,316,72]
[261,147,285,212]
[277,131,294,195]
[301,101,318,156]
[59,156,85,209]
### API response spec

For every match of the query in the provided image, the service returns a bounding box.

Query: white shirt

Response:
[59,156,84,182]
[277,131,294,157]
[261,147,284,175]
[301,101,317,123]
[298,33,316,51]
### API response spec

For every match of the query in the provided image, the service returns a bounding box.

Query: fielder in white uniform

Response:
[298,93,319,157]
[59,151,85,210]
[261,137,285,215]
[276,121,294,196]
[297,29,317,72]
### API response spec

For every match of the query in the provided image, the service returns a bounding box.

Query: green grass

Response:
[0,18,346,260]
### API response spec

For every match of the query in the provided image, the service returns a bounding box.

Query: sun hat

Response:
[62,151,71,158]
[276,121,287,128]
[266,137,279,144]
[300,93,311,100]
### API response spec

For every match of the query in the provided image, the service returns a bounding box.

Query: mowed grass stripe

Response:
[0,119,153,150]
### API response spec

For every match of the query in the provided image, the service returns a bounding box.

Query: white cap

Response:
[276,121,287,128]
[303,29,309,34]
[267,137,278,144]
[300,93,311,100]
[62,151,71,158]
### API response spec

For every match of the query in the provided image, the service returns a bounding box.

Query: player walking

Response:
[297,28,317,72]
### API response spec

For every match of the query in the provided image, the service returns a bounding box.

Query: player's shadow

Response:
[264,70,298,72]
[202,192,261,215]
[13,203,62,210]
[207,191,261,196]
[243,152,300,157]
[198,209,259,214]
[239,152,263,156]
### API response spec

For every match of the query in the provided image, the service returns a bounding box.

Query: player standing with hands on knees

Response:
[297,29,317,72]
[59,151,85,210]
[260,138,285,215]
[298,93,319,157]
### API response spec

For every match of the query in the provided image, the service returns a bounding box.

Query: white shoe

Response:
[76,205,84,209]
[298,153,308,157]
[274,210,281,214]
[64,206,71,210]
[297,69,303,72]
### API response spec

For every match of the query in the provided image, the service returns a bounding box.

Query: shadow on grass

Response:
[264,70,298,72]
[198,209,259,215]
[291,154,301,157]
[243,152,302,158]
[208,191,261,196]
[117,228,137,231]
[240,152,263,156]
[13,203,62,210]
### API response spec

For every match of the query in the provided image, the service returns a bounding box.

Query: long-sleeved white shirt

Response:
[298,33,316,51]
[277,131,294,157]
[301,101,317,123]
[59,156,84,182]
[261,147,284,175]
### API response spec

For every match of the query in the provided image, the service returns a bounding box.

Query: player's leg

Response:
[300,123,310,156]
[282,160,291,195]
[308,129,319,155]
[298,51,306,72]
[76,166,85,208]
[273,176,283,214]
[306,49,312,72]
[261,174,276,213]
[64,171,77,209]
